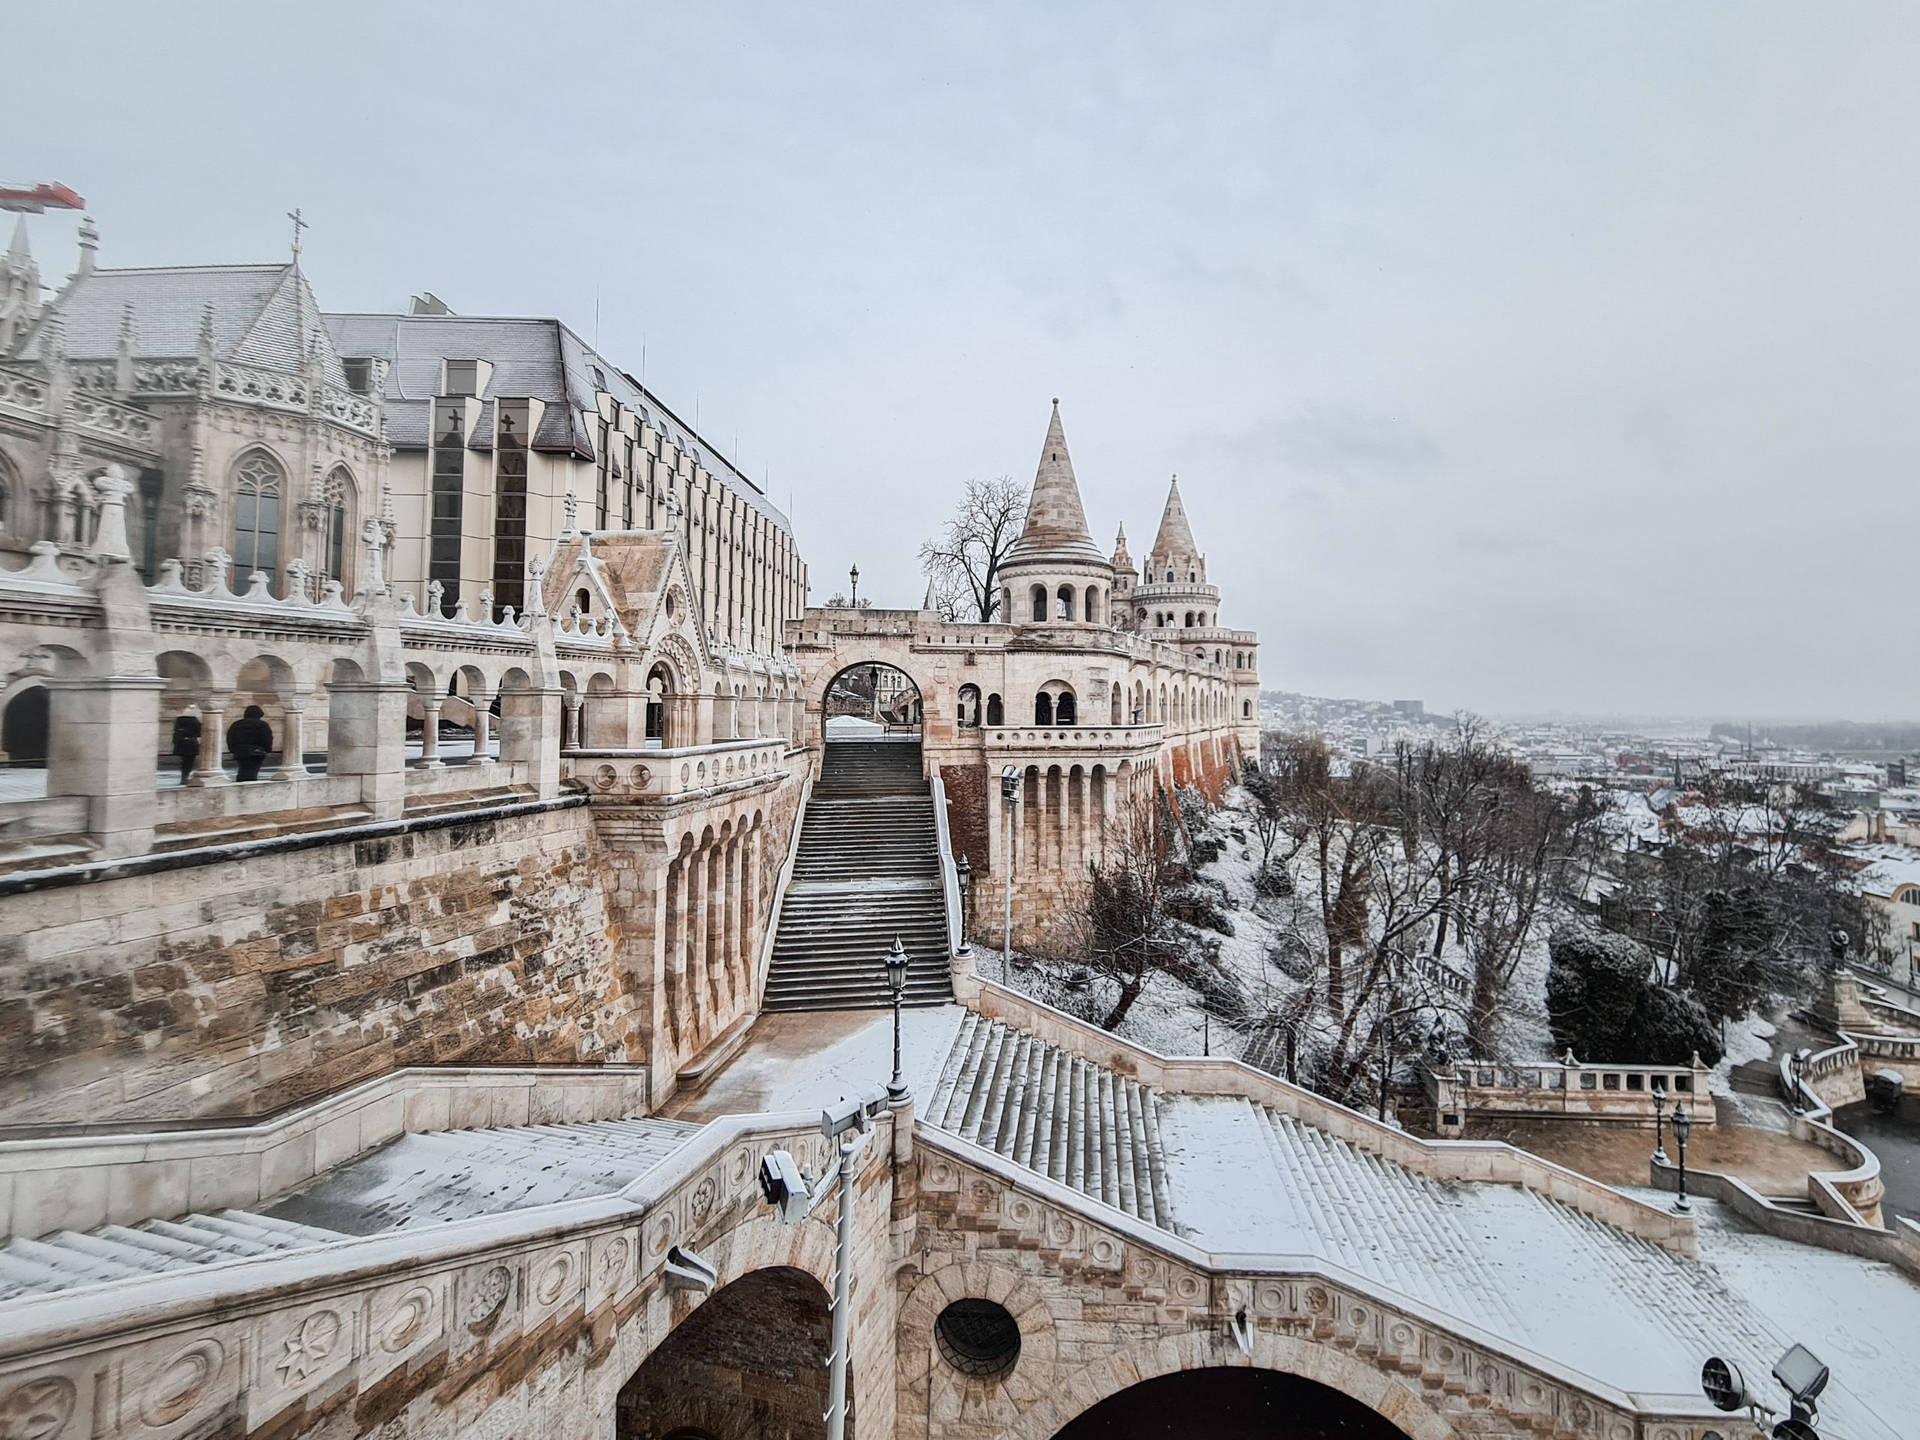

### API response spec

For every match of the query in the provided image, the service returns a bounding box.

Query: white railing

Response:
[928,772,964,957]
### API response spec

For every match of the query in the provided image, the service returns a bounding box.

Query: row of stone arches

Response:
[950,678,1236,734]
[661,808,772,1063]
[1004,580,1111,626]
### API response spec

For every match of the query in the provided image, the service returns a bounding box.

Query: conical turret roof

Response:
[1009,399,1102,560]
[1147,475,1200,568]
[6,217,29,263]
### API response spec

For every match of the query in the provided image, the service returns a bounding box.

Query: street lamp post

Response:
[884,936,911,1102]
[1000,766,1021,982]
[1651,1078,1669,1166]
[955,853,973,957]
[1670,1099,1692,1214]
[848,563,859,609]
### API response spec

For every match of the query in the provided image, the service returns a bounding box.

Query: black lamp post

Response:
[1670,1099,1692,1214]
[1651,1077,1669,1166]
[955,854,973,956]
[885,936,911,1102]
[848,563,860,609]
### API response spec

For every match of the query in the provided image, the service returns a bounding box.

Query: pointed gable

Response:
[1009,398,1101,560]
[230,264,349,386]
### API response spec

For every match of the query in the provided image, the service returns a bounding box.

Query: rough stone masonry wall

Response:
[0,801,635,1126]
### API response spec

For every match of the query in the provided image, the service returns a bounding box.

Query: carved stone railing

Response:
[0,369,51,417]
[0,1066,651,1241]
[212,359,310,414]
[65,391,159,450]
[981,723,1166,752]
[1423,1055,1715,1129]
[149,556,359,623]
[564,739,789,803]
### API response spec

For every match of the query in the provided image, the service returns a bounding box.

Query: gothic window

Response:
[322,466,353,592]
[1189,570,1196,582]
[0,452,13,534]
[1243,699,1252,718]
[430,399,465,613]
[1166,568,1174,581]
[232,449,284,579]
[493,401,529,617]
[986,692,1003,726]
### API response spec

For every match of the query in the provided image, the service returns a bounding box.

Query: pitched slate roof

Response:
[15,263,348,387]
[323,312,789,529]
[1009,398,1102,561]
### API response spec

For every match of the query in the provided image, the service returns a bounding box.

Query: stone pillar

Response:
[737,827,757,999]
[191,691,231,785]
[719,833,739,1014]
[663,855,685,1048]
[562,694,583,751]
[471,693,494,763]
[1077,767,1092,873]
[498,686,562,797]
[690,840,711,1043]
[1033,768,1049,874]
[326,680,409,821]
[417,699,444,768]
[273,702,311,780]
[46,673,163,859]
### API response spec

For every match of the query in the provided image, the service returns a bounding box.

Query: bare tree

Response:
[1075,792,1190,1030]
[917,475,1027,623]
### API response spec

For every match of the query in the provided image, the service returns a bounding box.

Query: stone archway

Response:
[823,660,923,738]
[789,627,945,749]
[1049,1367,1411,1440]
[616,1265,834,1440]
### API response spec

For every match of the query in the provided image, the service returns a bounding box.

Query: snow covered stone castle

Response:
[0,212,1914,1440]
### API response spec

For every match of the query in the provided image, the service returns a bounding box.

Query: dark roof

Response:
[18,263,348,387]
[323,312,787,529]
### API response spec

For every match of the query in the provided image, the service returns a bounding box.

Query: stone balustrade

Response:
[564,739,789,803]
[1420,1056,1714,1134]
[0,1066,652,1243]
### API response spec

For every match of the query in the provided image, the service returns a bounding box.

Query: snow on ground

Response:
[1711,1008,1779,1093]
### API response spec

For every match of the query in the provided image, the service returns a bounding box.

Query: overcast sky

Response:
[14,2,1918,719]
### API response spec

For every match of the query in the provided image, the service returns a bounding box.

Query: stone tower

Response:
[1132,475,1221,633]
[1109,521,1137,631]
[0,217,42,353]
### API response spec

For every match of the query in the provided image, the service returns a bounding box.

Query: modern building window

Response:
[342,357,372,395]
[595,419,612,530]
[444,360,480,397]
[429,399,465,613]
[492,401,529,617]
[232,449,284,580]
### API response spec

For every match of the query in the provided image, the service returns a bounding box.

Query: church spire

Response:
[1009,398,1100,559]
[6,216,28,263]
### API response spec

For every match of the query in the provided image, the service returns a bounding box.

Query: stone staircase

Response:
[0,1117,697,1299]
[925,1012,1177,1229]
[761,740,953,1011]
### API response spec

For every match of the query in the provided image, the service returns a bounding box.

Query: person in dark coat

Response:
[170,712,201,784]
[227,705,274,782]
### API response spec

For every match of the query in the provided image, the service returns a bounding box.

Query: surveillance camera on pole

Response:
[1702,1343,1830,1440]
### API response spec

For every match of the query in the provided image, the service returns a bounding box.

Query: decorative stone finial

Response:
[563,490,579,534]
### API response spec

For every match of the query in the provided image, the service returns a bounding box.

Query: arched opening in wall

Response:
[823,661,921,739]
[1109,683,1122,725]
[1184,611,1194,627]
[1055,584,1075,621]
[645,661,677,747]
[1034,692,1052,726]
[232,654,299,779]
[1084,584,1099,626]
[1243,698,1252,718]
[615,1266,832,1440]
[1048,1365,1411,1440]
[957,682,982,728]
[1,684,48,767]
[986,692,1004,727]
[1030,584,1049,623]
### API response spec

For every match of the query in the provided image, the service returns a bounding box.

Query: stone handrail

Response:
[1776,1047,1884,1225]
[753,754,816,999]
[981,724,1167,750]
[928,772,964,957]
[915,1127,1726,1435]
[950,965,1698,1256]
[1427,1055,1715,1128]
[0,1066,651,1243]
[564,739,788,802]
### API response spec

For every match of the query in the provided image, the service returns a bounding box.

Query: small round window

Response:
[934,1298,1021,1379]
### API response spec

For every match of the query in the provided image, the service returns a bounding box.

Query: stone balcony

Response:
[561,737,792,804]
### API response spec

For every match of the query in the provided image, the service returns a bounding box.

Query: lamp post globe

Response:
[885,936,911,1102]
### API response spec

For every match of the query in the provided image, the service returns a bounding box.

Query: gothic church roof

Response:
[15,262,349,387]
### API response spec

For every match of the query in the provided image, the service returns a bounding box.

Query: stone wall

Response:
[941,763,990,875]
[0,799,632,1126]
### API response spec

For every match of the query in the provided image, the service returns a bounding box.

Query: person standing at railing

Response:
[170,712,201,785]
[227,705,273,783]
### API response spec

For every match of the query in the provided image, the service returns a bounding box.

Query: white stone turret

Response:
[997,399,1114,628]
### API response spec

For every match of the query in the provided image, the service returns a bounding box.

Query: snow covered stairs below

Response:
[926,1012,1177,1230]
[763,739,953,1011]
[0,1209,349,1301]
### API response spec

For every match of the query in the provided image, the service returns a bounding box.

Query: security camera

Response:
[1771,1344,1828,1409]
[1701,1356,1749,1412]
[820,1085,890,1140]
[759,1149,814,1226]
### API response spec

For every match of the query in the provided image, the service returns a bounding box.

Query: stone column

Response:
[561,694,581,750]
[663,855,684,1048]
[417,699,445,768]
[719,833,739,1014]
[737,827,757,999]
[325,680,409,820]
[1033,768,1049,874]
[690,841,711,1043]
[497,685,562,796]
[472,693,494,763]
[1076,767,1092,873]
[46,673,162,859]
[191,690,231,785]
[273,702,311,780]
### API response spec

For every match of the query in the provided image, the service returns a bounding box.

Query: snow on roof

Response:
[1850,843,1920,898]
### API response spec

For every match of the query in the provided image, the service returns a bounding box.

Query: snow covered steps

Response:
[0,1209,349,1301]
[764,739,954,1011]
[925,1012,1177,1230]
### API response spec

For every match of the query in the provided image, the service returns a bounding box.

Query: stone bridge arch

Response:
[791,619,947,751]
